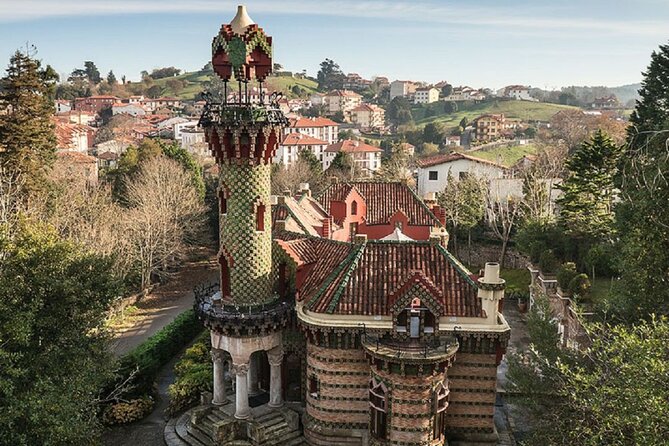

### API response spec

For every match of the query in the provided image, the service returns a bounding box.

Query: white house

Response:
[390,80,418,100]
[496,85,534,101]
[285,116,339,144]
[323,139,382,176]
[55,100,72,113]
[275,133,329,167]
[349,104,385,130]
[181,127,207,155]
[416,152,507,195]
[112,103,147,117]
[323,90,362,116]
[414,87,440,104]
[446,86,486,102]
[173,120,201,141]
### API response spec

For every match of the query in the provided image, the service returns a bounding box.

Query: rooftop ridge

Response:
[325,240,367,314]
[306,243,360,311]
[434,243,477,288]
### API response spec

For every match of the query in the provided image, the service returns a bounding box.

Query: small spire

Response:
[230,5,255,35]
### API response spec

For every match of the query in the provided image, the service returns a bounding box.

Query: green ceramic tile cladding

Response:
[219,161,273,305]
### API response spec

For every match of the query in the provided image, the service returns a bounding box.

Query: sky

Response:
[0,0,667,90]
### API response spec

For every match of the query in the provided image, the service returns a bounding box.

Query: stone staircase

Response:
[166,402,306,446]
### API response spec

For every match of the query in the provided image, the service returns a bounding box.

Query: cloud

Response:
[0,0,666,37]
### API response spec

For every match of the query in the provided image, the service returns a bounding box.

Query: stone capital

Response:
[231,362,250,376]
[267,347,284,367]
[211,348,226,363]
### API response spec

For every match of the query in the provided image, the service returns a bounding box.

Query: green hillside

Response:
[468,144,539,167]
[413,100,579,130]
[151,70,318,100]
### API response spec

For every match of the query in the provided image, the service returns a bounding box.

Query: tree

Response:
[423,122,447,145]
[459,117,468,129]
[485,190,523,268]
[557,130,621,241]
[316,58,345,91]
[438,173,486,257]
[0,50,56,194]
[443,100,457,114]
[146,84,164,99]
[614,41,669,318]
[150,66,181,79]
[84,60,101,83]
[0,224,121,445]
[124,157,206,290]
[386,96,413,127]
[376,142,414,185]
[441,84,453,98]
[107,70,116,84]
[508,299,669,446]
[327,151,360,180]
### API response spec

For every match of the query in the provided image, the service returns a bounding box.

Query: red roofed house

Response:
[54,120,92,152]
[73,95,120,113]
[54,151,98,186]
[416,151,508,195]
[323,89,362,117]
[324,139,382,175]
[285,116,339,144]
[350,103,385,130]
[141,97,182,112]
[275,133,329,166]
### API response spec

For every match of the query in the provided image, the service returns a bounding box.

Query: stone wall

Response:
[453,242,528,270]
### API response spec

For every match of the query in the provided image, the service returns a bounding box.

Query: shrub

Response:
[538,250,559,274]
[557,262,577,291]
[114,309,203,398]
[102,397,154,425]
[168,334,213,416]
[569,273,591,298]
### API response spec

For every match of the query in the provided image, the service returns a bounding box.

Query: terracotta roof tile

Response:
[289,117,338,128]
[324,139,381,153]
[281,133,329,146]
[416,151,507,169]
[318,181,441,226]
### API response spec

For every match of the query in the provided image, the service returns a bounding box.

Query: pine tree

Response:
[557,130,621,241]
[615,42,669,318]
[107,70,116,85]
[0,50,56,194]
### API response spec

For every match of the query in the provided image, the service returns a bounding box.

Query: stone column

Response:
[211,349,227,405]
[232,362,251,419]
[267,348,284,408]
[247,352,261,396]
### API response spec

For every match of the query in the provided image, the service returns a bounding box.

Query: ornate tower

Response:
[196,5,290,421]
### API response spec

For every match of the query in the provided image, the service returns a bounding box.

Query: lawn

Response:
[469,144,539,167]
[412,100,579,131]
[501,268,531,294]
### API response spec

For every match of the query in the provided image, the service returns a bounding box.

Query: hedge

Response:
[116,309,203,397]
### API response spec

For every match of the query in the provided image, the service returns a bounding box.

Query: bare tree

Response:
[485,190,523,268]
[124,156,206,290]
[0,165,25,233]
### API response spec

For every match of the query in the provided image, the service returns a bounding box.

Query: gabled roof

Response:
[272,195,331,237]
[274,233,482,317]
[280,133,329,146]
[351,103,383,113]
[416,151,507,169]
[289,116,338,128]
[325,139,382,153]
[327,89,362,98]
[317,181,442,226]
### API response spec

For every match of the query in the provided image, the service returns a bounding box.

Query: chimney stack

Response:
[477,262,505,324]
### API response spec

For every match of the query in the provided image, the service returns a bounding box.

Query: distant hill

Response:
[150,69,318,101]
[412,100,579,131]
[609,83,641,105]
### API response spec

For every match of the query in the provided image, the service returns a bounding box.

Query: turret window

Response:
[219,255,231,298]
[256,204,266,231]
[369,378,387,440]
[351,200,358,215]
[433,381,449,439]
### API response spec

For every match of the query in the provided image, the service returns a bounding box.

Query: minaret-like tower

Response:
[196,5,290,421]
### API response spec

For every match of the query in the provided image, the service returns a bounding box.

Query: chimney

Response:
[477,262,505,324]
[299,182,311,197]
[354,233,367,245]
[322,217,331,238]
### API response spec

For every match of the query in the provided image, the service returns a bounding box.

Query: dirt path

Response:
[110,258,219,356]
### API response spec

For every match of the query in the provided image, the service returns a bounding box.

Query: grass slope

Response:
[413,100,579,130]
[151,70,318,100]
[469,144,539,167]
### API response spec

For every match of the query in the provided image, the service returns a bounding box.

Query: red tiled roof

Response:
[325,139,381,153]
[318,181,441,226]
[289,117,338,128]
[416,151,507,169]
[56,151,96,164]
[327,89,362,98]
[274,234,482,317]
[281,133,329,146]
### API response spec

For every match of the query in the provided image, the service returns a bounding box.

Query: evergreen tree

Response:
[84,60,101,83]
[439,172,486,256]
[107,70,117,85]
[316,58,345,92]
[0,50,56,194]
[557,130,621,241]
[615,42,669,318]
